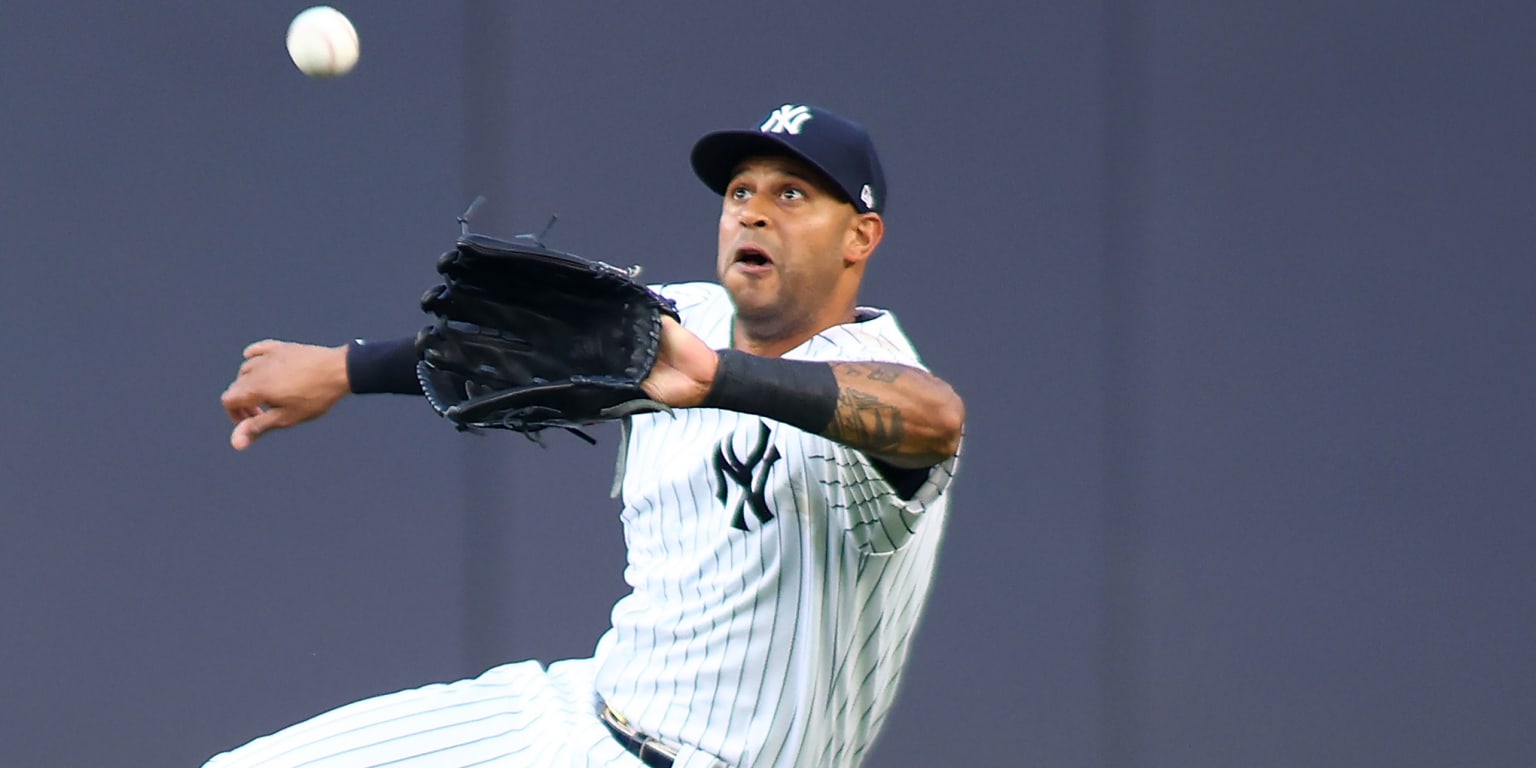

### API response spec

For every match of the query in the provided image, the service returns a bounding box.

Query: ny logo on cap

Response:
[760,104,814,135]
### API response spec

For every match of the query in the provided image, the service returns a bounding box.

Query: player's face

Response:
[717,156,863,343]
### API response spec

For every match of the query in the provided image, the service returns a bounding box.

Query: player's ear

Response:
[844,212,883,265]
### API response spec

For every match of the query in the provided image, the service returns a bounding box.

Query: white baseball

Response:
[286,6,360,78]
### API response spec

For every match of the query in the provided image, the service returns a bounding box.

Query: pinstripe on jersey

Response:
[202,282,957,768]
[594,283,958,767]
[203,660,653,768]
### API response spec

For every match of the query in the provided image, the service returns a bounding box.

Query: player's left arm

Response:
[820,361,964,468]
[644,317,965,469]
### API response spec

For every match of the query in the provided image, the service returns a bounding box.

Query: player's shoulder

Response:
[650,281,728,313]
[793,306,928,369]
[650,282,733,338]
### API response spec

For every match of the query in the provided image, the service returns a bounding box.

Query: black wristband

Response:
[346,337,424,395]
[700,349,839,434]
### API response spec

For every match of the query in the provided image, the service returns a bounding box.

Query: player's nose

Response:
[737,206,770,229]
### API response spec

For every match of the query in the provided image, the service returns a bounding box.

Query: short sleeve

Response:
[800,431,960,555]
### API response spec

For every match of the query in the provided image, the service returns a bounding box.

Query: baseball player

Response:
[213,104,964,767]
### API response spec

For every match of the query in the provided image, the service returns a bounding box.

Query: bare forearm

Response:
[824,362,965,468]
[693,350,965,469]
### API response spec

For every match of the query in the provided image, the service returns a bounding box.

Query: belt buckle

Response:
[602,705,678,767]
[604,705,631,727]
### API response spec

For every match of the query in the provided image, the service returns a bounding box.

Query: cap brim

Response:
[690,131,848,203]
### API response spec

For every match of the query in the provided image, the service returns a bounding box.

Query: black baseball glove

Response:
[415,226,678,442]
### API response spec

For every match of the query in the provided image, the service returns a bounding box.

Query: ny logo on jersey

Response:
[713,422,782,531]
[760,104,814,135]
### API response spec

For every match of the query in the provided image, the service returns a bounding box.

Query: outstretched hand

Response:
[220,340,351,450]
[640,316,720,409]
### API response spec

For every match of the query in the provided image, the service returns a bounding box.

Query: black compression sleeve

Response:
[700,349,839,435]
[346,337,423,395]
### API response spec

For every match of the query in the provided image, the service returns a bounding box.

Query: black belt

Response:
[600,704,678,768]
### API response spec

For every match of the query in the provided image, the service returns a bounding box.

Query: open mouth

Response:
[734,245,773,268]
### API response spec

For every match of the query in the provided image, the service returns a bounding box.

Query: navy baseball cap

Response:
[691,104,887,214]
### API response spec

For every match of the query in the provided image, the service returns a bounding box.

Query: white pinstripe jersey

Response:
[591,282,959,767]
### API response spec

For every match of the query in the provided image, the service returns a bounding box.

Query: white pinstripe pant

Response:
[202,659,727,768]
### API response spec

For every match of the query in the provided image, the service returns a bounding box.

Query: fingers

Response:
[655,315,685,356]
[220,369,270,421]
[223,403,261,425]
[223,339,347,451]
[243,339,279,359]
[221,384,250,423]
[656,317,718,386]
[226,340,280,419]
[230,418,257,451]
[229,408,283,451]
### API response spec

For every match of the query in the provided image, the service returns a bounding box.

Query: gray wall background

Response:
[2,2,1532,766]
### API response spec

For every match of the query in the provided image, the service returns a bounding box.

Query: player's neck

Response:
[731,307,858,358]
[732,331,809,359]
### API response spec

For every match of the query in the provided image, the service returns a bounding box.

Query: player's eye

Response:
[730,186,752,200]
[781,187,805,201]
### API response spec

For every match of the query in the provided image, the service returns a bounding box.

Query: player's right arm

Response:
[220,337,419,450]
[644,317,965,469]
[821,360,965,468]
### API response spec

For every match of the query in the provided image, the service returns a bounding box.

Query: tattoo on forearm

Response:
[839,362,905,384]
[827,387,905,453]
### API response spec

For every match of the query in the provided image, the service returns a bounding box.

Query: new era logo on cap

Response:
[690,104,888,214]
